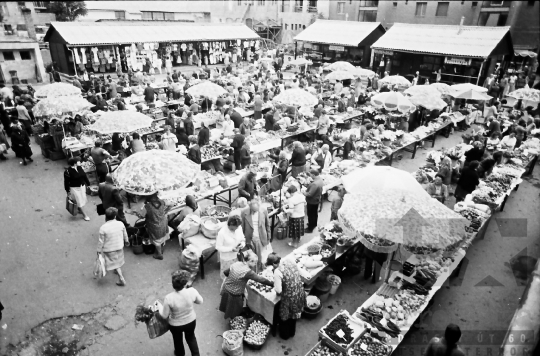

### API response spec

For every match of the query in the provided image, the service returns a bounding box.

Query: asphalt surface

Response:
[0,124,539,355]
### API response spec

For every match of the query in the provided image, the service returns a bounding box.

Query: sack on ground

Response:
[146,312,169,339]
[222,330,244,356]
[93,254,106,279]
[178,214,201,238]
[178,244,201,277]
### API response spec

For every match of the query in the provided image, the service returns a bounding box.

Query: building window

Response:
[497,13,508,26]
[359,0,378,6]
[3,51,15,61]
[258,0,265,4]
[238,0,242,5]
[337,2,345,14]
[358,10,377,22]
[114,11,125,19]
[285,23,288,29]
[415,2,427,16]
[16,24,27,31]
[472,1,477,6]
[20,51,31,60]
[527,1,535,5]
[436,2,449,16]
[490,1,503,6]
[33,1,46,8]
[393,2,397,6]
[164,12,174,20]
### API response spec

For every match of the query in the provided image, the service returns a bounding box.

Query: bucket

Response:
[132,244,144,255]
[311,277,332,303]
[142,239,155,255]
[328,274,342,295]
[336,241,346,254]
[276,227,288,240]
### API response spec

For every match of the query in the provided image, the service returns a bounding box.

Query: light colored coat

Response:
[241,208,271,247]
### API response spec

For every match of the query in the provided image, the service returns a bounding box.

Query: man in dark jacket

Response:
[184,112,195,136]
[264,110,275,131]
[144,83,155,104]
[98,174,128,226]
[238,171,257,201]
[171,69,179,82]
[198,122,209,146]
[230,129,245,170]
[290,141,306,178]
[485,117,501,137]
[230,109,244,128]
[303,169,324,233]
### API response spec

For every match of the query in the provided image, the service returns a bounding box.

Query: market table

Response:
[180,233,217,280]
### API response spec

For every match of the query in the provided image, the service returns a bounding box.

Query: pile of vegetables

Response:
[309,343,344,356]
[349,334,392,356]
[230,316,247,331]
[134,305,154,324]
[244,320,270,346]
[322,313,354,345]
[201,143,225,161]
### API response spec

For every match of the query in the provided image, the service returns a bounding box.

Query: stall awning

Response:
[44,21,260,46]
[371,23,513,58]
[514,50,537,58]
[294,20,385,47]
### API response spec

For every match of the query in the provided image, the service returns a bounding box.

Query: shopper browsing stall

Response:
[241,198,271,271]
[303,169,324,233]
[216,215,246,279]
[64,157,90,221]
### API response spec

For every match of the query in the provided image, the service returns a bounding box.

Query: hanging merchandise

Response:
[80,48,87,64]
[237,39,241,46]
[181,43,187,51]
[73,48,80,64]
[91,47,99,63]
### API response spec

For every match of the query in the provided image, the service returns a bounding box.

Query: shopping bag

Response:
[0,143,7,154]
[146,312,169,339]
[93,254,106,279]
[222,330,244,356]
[66,196,77,216]
[178,214,201,238]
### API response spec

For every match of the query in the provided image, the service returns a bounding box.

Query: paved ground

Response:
[0,122,539,356]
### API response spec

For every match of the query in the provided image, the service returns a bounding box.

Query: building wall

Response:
[376,1,482,29]
[0,41,46,83]
[506,1,540,50]
[0,1,55,27]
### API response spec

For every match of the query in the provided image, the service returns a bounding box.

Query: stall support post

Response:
[384,249,397,282]
[476,60,485,85]
[294,41,297,60]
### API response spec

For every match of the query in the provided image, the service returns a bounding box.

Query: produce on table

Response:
[321,245,335,259]
[321,222,346,245]
[309,343,344,356]
[201,142,226,161]
[80,161,95,171]
[471,186,498,205]
[349,334,392,356]
[322,313,355,345]
[306,296,321,310]
[244,320,270,346]
[247,278,274,294]
[230,316,247,330]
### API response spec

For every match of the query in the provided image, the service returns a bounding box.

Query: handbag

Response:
[96,203,106,216]
[66,196,78,216]
[146,312,169,339]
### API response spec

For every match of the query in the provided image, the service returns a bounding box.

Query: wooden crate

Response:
[41,146,50,158]
[47,149,65,161]
[318,311,366,354]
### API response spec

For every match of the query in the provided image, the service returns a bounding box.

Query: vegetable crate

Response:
[318,311,366,354]
[243,314,271,351]
[305,340,346,356]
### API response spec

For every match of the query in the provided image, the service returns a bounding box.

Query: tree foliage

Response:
[45,1,88,22]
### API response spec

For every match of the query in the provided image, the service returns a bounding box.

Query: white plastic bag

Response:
[179,214,201,238]
[222,330,244,356]
[93,254,106,279]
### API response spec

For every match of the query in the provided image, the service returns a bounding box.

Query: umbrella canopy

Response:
[325,70,355,81]
[451,89,492,101]
[0,87,13,99]
[408,93,448,111]
[507,88,540,102]
[87,111,153,134]
[370,91,416,113]
[352,67,376,79]
[185,81,227,98]
[272,88,318,107]
[35,83,81,99]
[113,150,201,195]
[430,83,452,95]
[32,96,94,117]
[379,75,411,87]
[450,83,488,93]
[326,61,356,72]
[404,85,441,97]
[288,58,312,66]
[338,166,467,251]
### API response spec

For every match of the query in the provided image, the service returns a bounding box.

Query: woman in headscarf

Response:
[144,193,170,260]
[216,215,246,279]
[187,135,201,164]
[219,250,273,319]
[222,114,235,137]
[253,94,263,120]
[10,119,32,165]
[266,253,306,340]
[170,195,200,231]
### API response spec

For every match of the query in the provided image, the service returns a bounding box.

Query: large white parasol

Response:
[113,150,201,195]
[408,93,448,111]
[87,111,153,134]
[325,70,356,81]
[326,61,356,72]
[35,83,82,99]
[32,96,94,117]
[272,88,318,107]
[379,75,412,87]
[185,81,227,98]
[370,91,416,113]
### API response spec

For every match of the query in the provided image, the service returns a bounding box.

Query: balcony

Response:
[281,4,290,12]
[33,1,47,9]
[308,6,317,13]
[295,5,303,12]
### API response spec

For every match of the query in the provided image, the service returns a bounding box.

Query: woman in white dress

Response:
[216,215,246,279]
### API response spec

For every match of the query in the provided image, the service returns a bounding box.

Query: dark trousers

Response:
[169,320,199,356]
[279,318,297,340]
[306,203,319,230]
[233,148,241,170]
[116,208,129,227]
[96,163,108,183]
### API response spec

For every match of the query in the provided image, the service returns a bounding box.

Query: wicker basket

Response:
[205,205,231,222]
[200,217,221,239]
